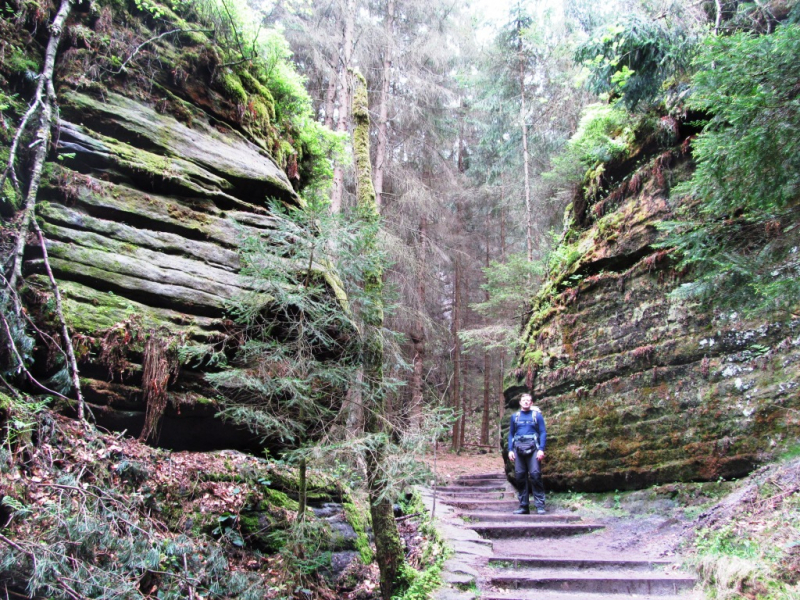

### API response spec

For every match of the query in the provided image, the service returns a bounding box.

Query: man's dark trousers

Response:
[514,450,545,510]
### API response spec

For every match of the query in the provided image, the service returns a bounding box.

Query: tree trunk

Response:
[366,452,404,600]
[408,212,427,430]
[330,0,356,214]
[352,71,406,600]
[409,330,424,429]
[498,352,505,445]
[519,51,534,264]
[343,366,365,435]
[480,213,491,445]
[450,248,462,451]
[373,0,395,209]
[500,199,507,262]
[459,363,466,449]
[450,115,467,452]
[498,199,507,445]
[298,457,307,517]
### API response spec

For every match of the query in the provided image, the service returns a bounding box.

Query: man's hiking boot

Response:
[536,508,546,515]
[513,507,530,515]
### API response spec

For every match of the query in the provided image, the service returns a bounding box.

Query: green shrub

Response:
[575,15,696,110]
[546,102,635,187]
[660,23,800,314]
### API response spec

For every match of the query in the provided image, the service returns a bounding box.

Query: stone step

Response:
[437,492,517,500]
[480,590,693,600]
[469,523,605,538]
[455,473,506,480]
[436,485,508,492]
[454,478,509,487]
[461,513,581,523]
[488,556,674,570]
[439,499,521,511]
[487,570,696,595]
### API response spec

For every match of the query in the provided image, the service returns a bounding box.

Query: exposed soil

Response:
[425,448,505,484]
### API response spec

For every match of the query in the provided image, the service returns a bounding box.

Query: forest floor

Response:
[423,447,505,484]
[4,415,797,599]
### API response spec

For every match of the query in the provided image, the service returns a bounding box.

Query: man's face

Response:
[519,395,533,411]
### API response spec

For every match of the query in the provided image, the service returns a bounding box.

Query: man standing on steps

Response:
[508,393,547,515]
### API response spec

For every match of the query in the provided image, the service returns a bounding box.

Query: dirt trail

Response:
[424,453,702,600]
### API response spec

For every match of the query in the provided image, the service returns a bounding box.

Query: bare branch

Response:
[32,223,85,420]
[105,28,213,76]
[7,0,73,289]
[0,309,71,402]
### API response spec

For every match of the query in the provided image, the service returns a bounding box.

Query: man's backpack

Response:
[513,407,542,455]
[513,406,541,427]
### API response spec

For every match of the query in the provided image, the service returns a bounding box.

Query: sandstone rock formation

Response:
[507,136,800,492]
[1,4,340,449]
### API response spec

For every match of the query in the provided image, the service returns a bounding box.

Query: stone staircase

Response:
[428,472,698,600]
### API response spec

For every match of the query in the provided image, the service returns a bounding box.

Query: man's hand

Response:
[508,451,516,462]
[537,450,545,461]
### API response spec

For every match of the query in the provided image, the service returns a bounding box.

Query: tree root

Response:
[139,332,179,443]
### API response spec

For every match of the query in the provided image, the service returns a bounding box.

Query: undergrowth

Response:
[391,491,450,600]
[0,392,363,599]
[689,459,800,599]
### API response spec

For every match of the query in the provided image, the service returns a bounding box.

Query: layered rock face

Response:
[1,4,335,449]
[36,92,297,448]
[507,151,800,492]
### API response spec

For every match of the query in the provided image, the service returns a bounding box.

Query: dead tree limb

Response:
[34,222,85,420]
[1,272,67,364]
[105,27,212,75]
[7,0,73,290]
[0,373,21,399]
[1,0,86,417]
[0,310,71,402]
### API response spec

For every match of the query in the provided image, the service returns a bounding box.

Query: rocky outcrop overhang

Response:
[0,13,347,447]
[20,88,304,448]
[506,154,800,492]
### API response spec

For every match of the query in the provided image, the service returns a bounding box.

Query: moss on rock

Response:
[508,130,800,492]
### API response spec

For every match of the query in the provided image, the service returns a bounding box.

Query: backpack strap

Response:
[517,408,541,421]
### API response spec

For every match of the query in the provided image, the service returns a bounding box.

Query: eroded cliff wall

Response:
[1,0,338,449]
[508,139,800,492]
